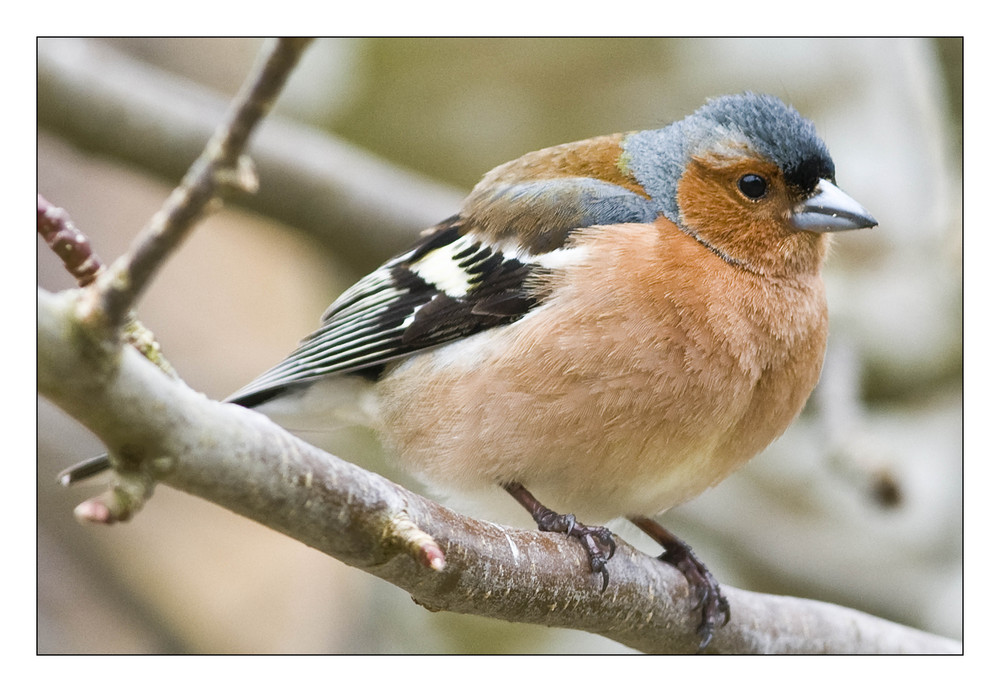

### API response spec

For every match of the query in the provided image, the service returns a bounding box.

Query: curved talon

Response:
[575,529,615,591]
[697,628,713,652]
[591,526,616,559]
[695,591,731,651]
[563,513,577,535]
[570,523,616,591]
[596,563,610,592]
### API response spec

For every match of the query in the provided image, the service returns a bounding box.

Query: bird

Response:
[61,92,877,650]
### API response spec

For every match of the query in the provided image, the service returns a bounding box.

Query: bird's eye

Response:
[737,173,768,200]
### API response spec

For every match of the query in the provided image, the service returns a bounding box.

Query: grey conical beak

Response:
[791,179,878,233]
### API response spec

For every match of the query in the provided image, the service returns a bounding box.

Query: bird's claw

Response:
[536,511,617,591]
[656,545,730,651]
[576,526,617,591]
[502,484,617,592]
[574,524,615,591]
[695,588,731,651]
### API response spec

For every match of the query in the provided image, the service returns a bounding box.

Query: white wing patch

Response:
[408,234,481,298]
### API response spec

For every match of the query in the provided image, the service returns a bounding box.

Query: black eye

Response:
[738,173,768,200]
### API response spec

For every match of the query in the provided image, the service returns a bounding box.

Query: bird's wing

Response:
[228,177,659,407]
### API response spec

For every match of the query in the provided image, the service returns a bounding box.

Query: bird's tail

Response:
[58,453,112,486]
[57,375,377,486]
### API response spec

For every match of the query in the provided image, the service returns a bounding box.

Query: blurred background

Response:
[37,37,962,653]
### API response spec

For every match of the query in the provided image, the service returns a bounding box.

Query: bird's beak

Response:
[791,178,878,233]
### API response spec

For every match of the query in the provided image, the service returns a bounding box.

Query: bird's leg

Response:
[630,515,730,651]
[502,481,616,591]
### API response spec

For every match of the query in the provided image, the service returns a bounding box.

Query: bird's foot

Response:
[503,482,616,591]
[657,537,730,650]
[631,516,730,651]
[532,506,617,591]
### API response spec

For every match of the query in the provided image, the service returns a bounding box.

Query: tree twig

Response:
[89,38,313,330]
[37,194,178,380]
[37,194,105,287]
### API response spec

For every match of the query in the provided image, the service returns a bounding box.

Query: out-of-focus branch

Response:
[37,38,463,271]
[37,287,960,655]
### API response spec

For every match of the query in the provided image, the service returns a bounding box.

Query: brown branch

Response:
[89,38,313,330]
[37,287,960,654]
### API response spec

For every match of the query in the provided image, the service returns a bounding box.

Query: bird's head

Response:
[623,93,877,276]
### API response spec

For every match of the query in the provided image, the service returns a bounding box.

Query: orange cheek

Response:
[675,161,828,276]
[676,167,746,240]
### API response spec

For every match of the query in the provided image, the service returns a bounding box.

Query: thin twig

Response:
[91,38,313,329]
[38,195,178,379]
[37,194,105,287]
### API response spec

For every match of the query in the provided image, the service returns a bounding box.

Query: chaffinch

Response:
[65,92,877,649]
